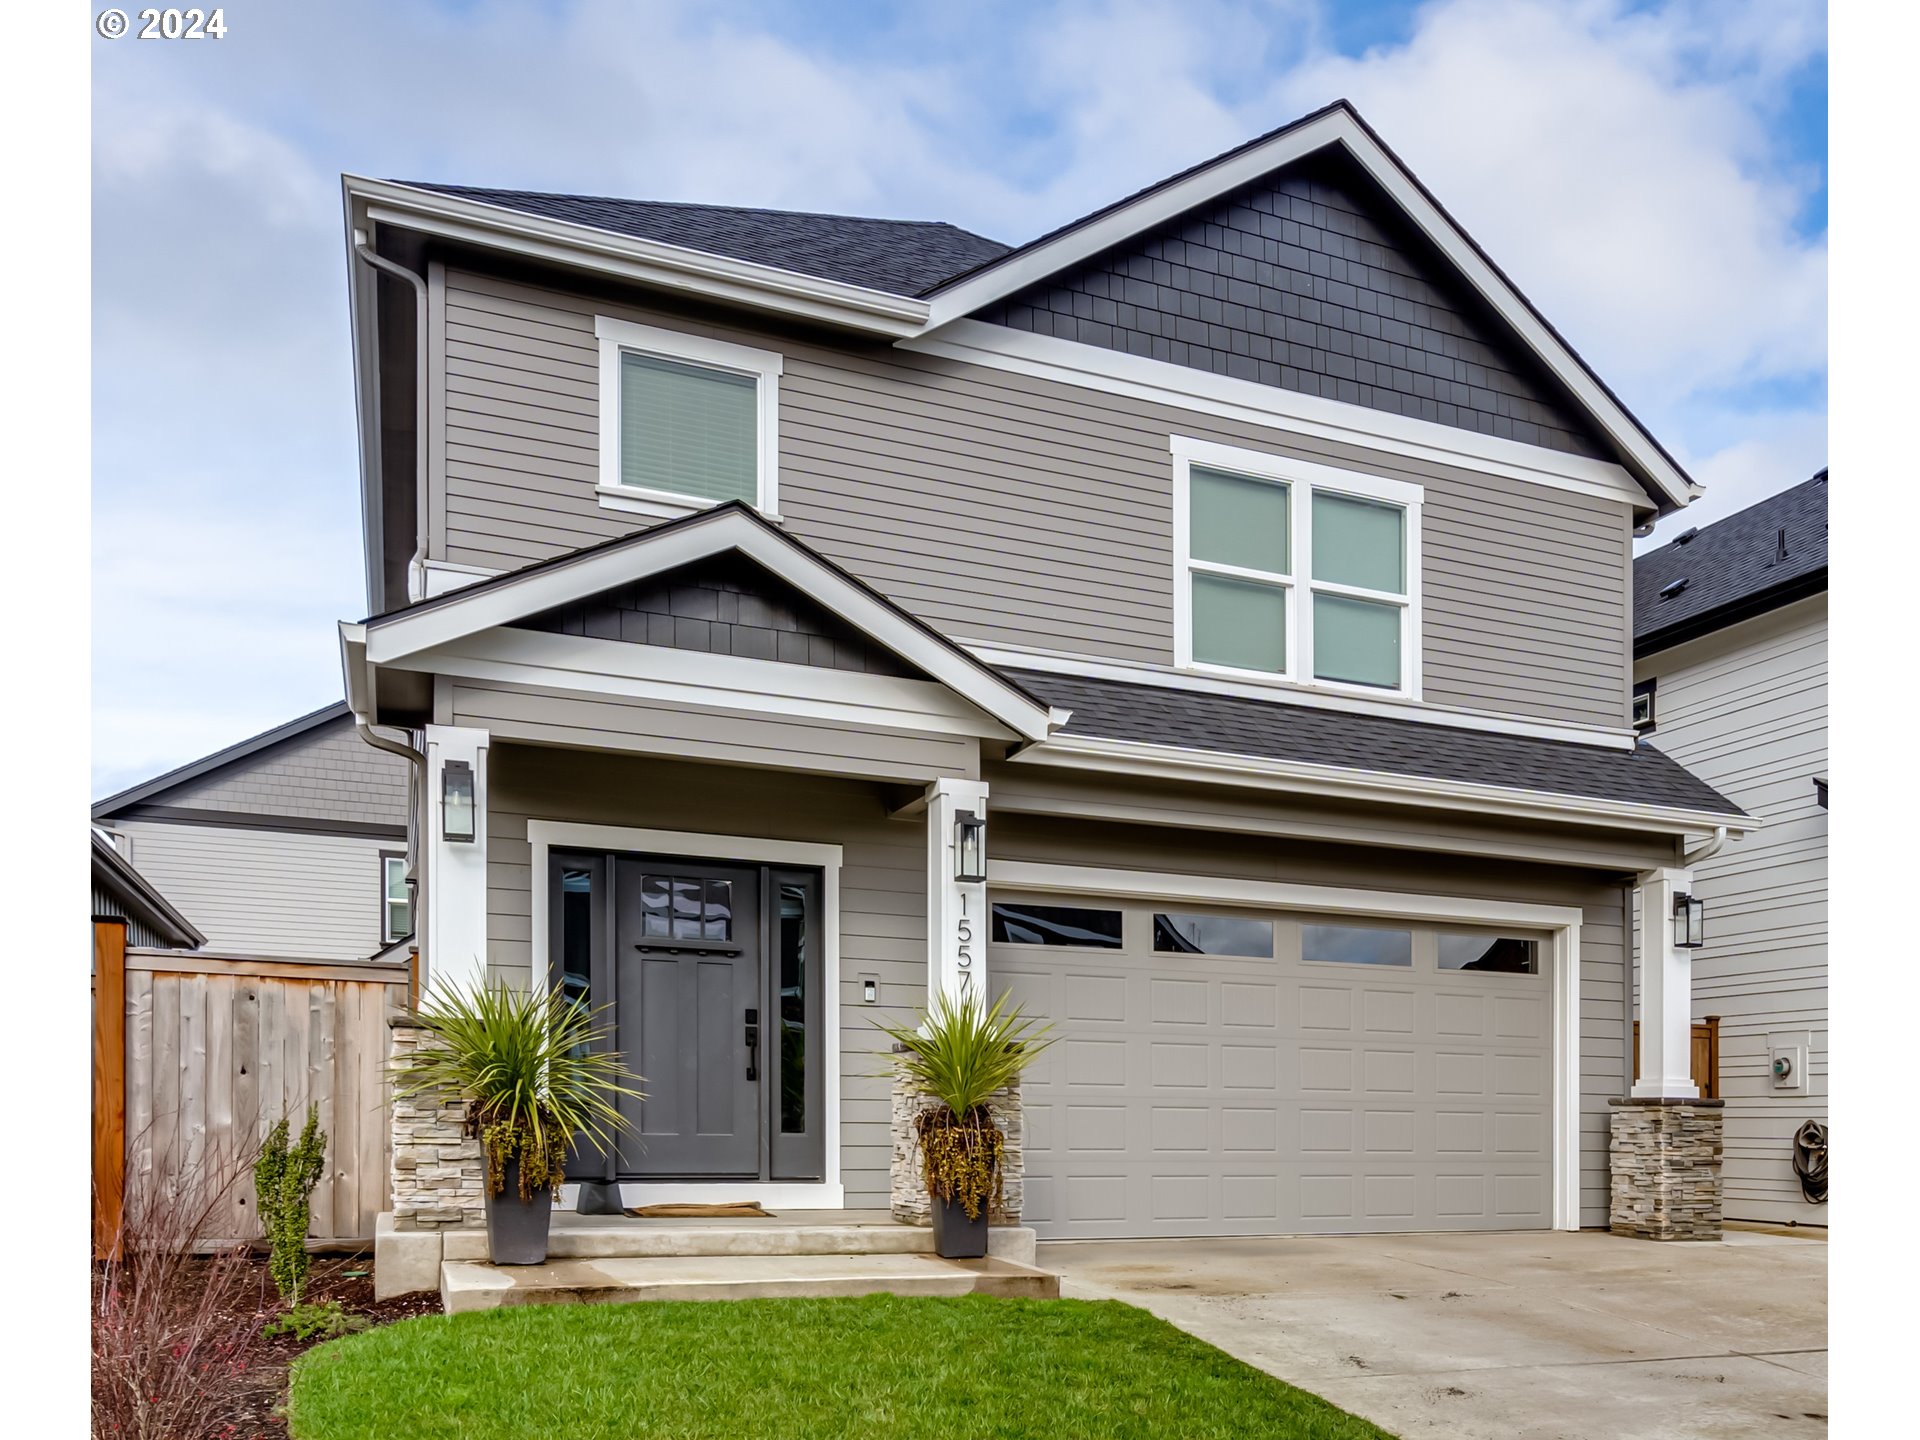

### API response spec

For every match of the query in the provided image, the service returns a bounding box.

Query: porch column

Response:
[422,724,490,997]
[923,777,989,1007]
[1631,866,1698,1100]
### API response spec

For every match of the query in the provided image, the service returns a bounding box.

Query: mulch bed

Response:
[178,1255,439,1438]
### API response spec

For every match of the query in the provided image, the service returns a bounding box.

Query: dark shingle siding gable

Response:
[151,717,410,828]
[401,184,1010,297]
[512,552,923,678]
[1634,472,1828,655]
[1007,670,1743,817]
[978,154,1607,459]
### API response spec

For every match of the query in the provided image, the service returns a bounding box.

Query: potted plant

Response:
[877,991,1053,1259]
[394,983,639,1265]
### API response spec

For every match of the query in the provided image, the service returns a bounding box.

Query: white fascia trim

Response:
[421,558,499,598]
[906,319,1647,510]
[530,822,843,1207]
[964,641,1639,750]
[915,107,1687,510]
[1011,732,1756,837]
[391,628,1020,741]
[595,316,782,519]
[338,622,372,718]
[363,509,1055,742]
[988,859,1581,928]
[349,177,928,337]
[989,858,1583,1231]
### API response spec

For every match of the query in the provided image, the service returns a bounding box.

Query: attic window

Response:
[1658,577,1689,601]
[594,316,782,521]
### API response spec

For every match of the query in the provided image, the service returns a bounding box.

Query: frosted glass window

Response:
[620,352,758,503]
[1191,467,1289,573]
[1313,594,1401,688]
[1192,573,1287,673]
[1313,492,1404,593]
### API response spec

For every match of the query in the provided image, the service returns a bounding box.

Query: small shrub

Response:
[254,1104,329,1304]
[263,1299,370,1343]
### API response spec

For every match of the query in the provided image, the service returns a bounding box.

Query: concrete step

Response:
[443,1218,1035,1264]
[440,1252,1060,1313]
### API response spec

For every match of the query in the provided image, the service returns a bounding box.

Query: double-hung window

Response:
[594,316,782,520]
[1174,436,1422,696]
[381,853,413,944]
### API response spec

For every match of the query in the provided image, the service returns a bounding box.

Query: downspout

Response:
[1682,824,1730,868]
[351,231,429,603]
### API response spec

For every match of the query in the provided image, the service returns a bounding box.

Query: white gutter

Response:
[1682,824,1731,867]
[1011,732,1757,838]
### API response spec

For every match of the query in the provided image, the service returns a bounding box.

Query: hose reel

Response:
[1791,1119,1828,1205]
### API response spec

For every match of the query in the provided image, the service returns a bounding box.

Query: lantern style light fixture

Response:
[954,809,987,885]
[442,759,476,843]
[1672,891,1705,949]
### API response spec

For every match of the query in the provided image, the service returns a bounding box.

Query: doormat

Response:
[624,1202,774,1219]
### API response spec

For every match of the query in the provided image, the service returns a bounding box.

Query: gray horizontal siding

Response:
[447,677,978,783]
[144,715,410,830]
[433,265,1632,730]
[1637,596,1827,1226]
[112,820,394,962]
[483,743,929,1208]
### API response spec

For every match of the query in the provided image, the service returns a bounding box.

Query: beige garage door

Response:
[993,895,1554,1239]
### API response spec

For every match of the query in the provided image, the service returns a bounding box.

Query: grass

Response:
[289,1294,1394,1439]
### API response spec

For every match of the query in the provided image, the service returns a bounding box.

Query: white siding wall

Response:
[1638,594,1828,1226]
[110,821,396,963]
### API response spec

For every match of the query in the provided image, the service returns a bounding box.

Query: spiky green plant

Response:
[393,984,642,1201]
[875,991,1054,1220]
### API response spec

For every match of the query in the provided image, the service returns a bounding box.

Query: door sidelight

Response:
[744,1008,759,1082]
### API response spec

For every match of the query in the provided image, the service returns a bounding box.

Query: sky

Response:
[90,0,1828,798]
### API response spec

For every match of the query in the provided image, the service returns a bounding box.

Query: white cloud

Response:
[91,0,1825,793]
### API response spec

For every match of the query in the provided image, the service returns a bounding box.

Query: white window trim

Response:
[593,315,783,521]
[1172,434,1424,700]
[528,820,844,1209]
[380,852,411,944]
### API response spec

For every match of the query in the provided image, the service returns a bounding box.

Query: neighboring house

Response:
[92,703,413,963]
[92,829,204,953]
[337,100,1746,1237]
[1634,471,1828,1226]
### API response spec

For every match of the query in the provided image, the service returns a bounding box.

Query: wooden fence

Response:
[93,922,410,1252]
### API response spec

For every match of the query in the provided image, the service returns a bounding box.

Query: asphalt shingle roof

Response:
[1634,472,1828,655]
[1004,670,1745,818]
[400,183,1011,297]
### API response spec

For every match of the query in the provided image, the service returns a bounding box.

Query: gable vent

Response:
[1658,577,1689,601]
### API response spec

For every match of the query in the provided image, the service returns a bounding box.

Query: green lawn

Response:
[290,1294,1394,1439]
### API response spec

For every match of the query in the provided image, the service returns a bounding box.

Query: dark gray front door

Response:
[616,858,761,1178]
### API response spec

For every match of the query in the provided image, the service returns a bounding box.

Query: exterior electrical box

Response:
[1768,1032,1811,1093]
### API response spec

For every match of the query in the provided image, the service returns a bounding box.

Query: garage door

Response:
[993,895,1554,1239]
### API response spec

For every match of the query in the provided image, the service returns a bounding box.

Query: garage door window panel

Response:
[1302,923,1414,967]
[1438,933,1541,975]
[1153,913,1274,958]
[990,902,1123,949]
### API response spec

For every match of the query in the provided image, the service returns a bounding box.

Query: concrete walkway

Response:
[1041,1229,1826,1440]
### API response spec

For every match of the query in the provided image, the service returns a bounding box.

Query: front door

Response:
[548,850,825,1184]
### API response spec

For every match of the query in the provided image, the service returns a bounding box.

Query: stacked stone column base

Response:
[1608,1097,1724,1241]
[890,1065,1022,1225]
[388,1021,486,1232]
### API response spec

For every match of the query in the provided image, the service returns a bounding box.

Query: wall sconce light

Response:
[442,759,476,843]
[954,809,986,884]
[1672,891,1704,949]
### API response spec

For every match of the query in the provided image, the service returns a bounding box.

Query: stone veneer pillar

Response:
[890,1065,1023,1225]
[388,1020,486,1232]
[1608,1097,1725,1240]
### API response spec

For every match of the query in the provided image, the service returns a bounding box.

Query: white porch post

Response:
[923,777,989,1007]
[1631,865,1699,1099]
[422,724,490,997]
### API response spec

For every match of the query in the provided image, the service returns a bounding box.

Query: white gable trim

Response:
[917,107,1692,512]
[360,508,1057,742]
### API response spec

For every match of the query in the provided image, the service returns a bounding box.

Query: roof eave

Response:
[1012,731,1753,838]
[341,176,932,339]
[92,702,353,820]
[1634,567,1829,659]
[91,833,207,948]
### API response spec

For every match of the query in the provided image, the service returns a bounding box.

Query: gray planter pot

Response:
[930,1193,988,1258]
[484,1157,554,1265]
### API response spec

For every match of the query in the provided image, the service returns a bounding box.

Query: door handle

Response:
[744,1008,759,1082]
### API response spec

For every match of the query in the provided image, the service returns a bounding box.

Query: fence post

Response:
[93,919,129,1260]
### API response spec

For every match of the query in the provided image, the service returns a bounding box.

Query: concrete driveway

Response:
[1041,1229,1826,1439]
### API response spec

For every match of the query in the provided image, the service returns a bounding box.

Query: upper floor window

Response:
[381,853,413,944]
[1173,436,1422,697]
[594,315,782,521]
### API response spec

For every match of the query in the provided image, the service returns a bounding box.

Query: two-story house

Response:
[1634,472,1828,1227]
[339,100,1747,1244]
